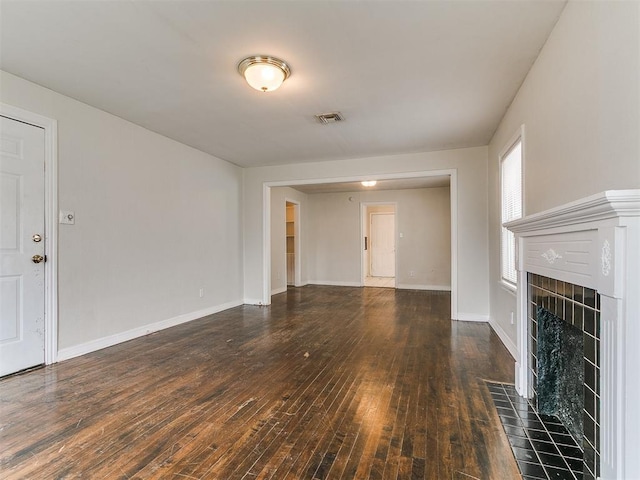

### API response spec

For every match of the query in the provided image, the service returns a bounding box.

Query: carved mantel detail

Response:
[541,248,562,264]
[601,240,612,277]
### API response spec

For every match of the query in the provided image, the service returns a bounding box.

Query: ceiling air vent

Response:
[315,112,344,124]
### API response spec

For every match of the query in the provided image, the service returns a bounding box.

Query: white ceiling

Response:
[0,0,566,168]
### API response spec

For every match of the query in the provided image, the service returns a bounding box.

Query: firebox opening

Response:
[536,306,584,444]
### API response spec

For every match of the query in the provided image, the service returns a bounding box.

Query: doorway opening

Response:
[263,170,458,319]
[285,201,296,286]
[362,203,396,288]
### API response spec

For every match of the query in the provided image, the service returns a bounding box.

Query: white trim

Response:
[271,286,287,295]
[1,103,58,366]
[396,284,451,291]
[306,280,361,287]
[361,203,367,282]
[505,190,640,233]
[498,124,526,168]
[57,299,243,361]
[265,169,457,188]
[499,124,525,286]
[450,170,458,320]
[264,168,459,322]
[515,263,528,396]
[456,313,490,322]
[262,184,272,305]
[244,298,265,305]
[489,316,518,360]
[499,280,517,295]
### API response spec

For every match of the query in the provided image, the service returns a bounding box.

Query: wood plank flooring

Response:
[0,286,520,479]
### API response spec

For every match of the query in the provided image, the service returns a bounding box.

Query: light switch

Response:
[399,232,404,238]
[59,210,75,225]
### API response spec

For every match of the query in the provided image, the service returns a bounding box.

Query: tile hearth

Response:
[487,381,583,480]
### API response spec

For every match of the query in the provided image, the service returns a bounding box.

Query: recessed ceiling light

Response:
[361,181,377,187]
[237,55,291,92]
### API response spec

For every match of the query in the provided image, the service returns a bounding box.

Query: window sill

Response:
[500,280,517,296]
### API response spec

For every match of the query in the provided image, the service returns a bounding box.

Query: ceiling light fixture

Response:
[237,55,291,92]
[361,181,377,187]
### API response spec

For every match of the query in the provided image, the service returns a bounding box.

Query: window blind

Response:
[501,140,522,285]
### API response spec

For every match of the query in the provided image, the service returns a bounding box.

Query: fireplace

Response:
[505,190,640,480]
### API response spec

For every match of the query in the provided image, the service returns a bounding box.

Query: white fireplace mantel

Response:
[506,190,640,480]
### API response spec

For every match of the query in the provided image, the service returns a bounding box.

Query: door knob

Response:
[32,254,45,264]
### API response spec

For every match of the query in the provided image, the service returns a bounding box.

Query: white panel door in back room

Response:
[0,115,46,376]
[370,213,395,277]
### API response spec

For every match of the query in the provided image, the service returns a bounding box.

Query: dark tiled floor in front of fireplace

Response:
[487,382,585,480]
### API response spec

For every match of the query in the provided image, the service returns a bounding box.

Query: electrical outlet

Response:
[510,311,515,324]
[199,288,204,298]
[409,270,415,277]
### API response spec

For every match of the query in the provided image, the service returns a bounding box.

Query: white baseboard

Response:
[395,284,451,291]
[57,299,243,362]
[307,280,361,287]
[243,298,268,305]
[455,312,490,322]
[271,286,288,295]
[489,317,518,360]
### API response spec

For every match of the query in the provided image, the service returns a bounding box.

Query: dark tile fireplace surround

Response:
[490,274,601,480]
[529,273,600,480]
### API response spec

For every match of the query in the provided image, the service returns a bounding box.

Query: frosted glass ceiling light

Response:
[361,181,377,187]
[238,56,291,92]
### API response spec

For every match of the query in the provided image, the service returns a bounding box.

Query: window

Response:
[500,136,522,286]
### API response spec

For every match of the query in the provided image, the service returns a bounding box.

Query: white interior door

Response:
[0,116,46,376]
[370,213,395,277]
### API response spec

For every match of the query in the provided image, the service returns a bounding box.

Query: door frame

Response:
[1,103,58,366]
[360,202,397,285]
[263,169,458,319]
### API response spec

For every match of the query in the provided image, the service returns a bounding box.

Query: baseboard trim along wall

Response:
[395,284,452,291]
[57,299,244,362]
[243,298,265,305]
[455,312,490,322]
[488,317,518,360]
[307,280,362,287]
[271,286,288,296]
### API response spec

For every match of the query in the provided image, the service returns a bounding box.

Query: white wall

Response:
[488,1,640,356]
[270,187,307,294]
[0,71,244,356]
[305,187,451,289]
[244,146,488,320]
[305,191,362,287]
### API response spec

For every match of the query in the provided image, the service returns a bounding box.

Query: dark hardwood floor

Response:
[0,286,520,479]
